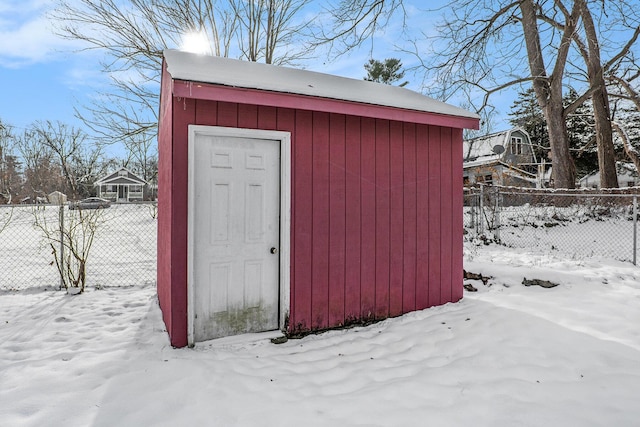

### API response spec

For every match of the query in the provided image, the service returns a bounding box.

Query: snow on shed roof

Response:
[163,49,479,121]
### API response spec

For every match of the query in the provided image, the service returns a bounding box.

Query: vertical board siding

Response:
[402,123,417,313]
[415,124,430,310]
[389,121,404,317]
[360,117,377,319]
[440,127,453,303]
[311,111,330,329]
[276,108,298,322]
[375,119,391,319]
[170,96,196,348]
[292,110,313,332]
[162,96,465,344]
[157,62,174,343]
[344,116,362,321]
[237,103,258,128]
[217,101,238,127]
[194,99,218,126]
[428,126,442,307]
[258,106,278,130]
[329,114,346,326]
[451,128,464,302]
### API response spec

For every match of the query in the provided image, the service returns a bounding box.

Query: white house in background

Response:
[95,167,148,202]
[579,162,640,188]
[463,128,544,187]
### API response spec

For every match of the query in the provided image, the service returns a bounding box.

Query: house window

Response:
[510,137,524,155]
[118,170,128,177]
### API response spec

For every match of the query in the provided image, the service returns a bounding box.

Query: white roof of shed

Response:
[163,49,479,120]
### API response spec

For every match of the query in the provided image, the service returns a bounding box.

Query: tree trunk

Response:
[520,0,576,188]
[592,89,619,187]
[577,0,619,188]
[546,99,576,188]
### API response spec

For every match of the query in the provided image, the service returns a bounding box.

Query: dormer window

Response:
[510,137,524,155]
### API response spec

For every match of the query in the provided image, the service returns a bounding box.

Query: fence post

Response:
[59,205,65,290]
[494,188,501,242]
[634,196,637,266]
[479,185,484,235]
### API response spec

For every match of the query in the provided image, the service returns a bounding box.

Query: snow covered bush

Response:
[32,205,105,293]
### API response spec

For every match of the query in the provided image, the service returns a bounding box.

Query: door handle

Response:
[270,247,278,254]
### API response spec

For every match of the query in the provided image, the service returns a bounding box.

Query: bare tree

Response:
[311,0,406,56]
[51,0,315,149]
[31,121,106,200]
[572,0,618,188]
[229,0,313,65]
[520,0,579,188]
[539,1,640,188]
[121,133,158,183]
[0,121,22,204]
[16,128,64,200]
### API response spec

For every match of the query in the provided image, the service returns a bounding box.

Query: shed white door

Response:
[192,134,280,341]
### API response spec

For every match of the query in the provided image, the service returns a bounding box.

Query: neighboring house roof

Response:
[463,132,508,163]
[579,162,640,186]
[463,128,535,168]
[95,167,148,186]
[163,49,480,124]
[619,162,640,177]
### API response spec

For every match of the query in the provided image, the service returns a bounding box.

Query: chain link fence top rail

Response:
[464,186,639,264]
[0,202,157,291]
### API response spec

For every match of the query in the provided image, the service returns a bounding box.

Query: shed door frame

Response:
[187,125,291,346]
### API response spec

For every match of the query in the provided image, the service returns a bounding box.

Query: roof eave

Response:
[96,176,147,185]
[171,79,480,130]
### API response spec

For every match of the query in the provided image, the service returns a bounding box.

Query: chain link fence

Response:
[0,202,157,291]
[464,186,639,264]
[3,189,636,291]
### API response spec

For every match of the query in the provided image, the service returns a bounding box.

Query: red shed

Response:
[157,49,479,347]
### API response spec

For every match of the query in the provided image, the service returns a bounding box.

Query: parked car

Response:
[69,197,111,210]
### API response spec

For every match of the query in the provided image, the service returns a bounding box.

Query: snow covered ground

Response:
[2,243,640,426]
[0,204,157,291]
[464,201,638,262]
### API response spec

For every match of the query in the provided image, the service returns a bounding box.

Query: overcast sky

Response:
[0,0,514,140]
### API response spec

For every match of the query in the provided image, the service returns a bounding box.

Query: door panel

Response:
[193,135,280,341]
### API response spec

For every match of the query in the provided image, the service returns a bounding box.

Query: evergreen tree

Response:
[564,88,598,178]
[364,58,408,87]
